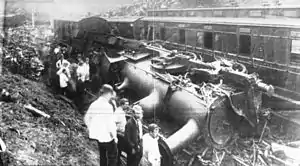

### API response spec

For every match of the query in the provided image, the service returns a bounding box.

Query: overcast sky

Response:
[5,0,136,17]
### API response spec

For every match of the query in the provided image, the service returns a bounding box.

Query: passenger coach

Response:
[106,6,300,103]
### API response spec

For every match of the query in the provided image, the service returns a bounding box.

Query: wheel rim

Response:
[208,99,234,148]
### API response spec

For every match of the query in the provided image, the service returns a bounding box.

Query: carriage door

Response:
[148,26,154,40]
[179,29,185,44]
[160,27,165,41]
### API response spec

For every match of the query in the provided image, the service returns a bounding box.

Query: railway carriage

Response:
[106,6,300,106]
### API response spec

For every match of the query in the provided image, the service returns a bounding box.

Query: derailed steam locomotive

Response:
[50,15,276,166]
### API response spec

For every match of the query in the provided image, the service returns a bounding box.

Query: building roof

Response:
[104,16,143,23]
[52,15,85,22]
[148,5,300,12]
[142,16,300,28]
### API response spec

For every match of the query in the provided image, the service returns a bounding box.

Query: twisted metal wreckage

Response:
[6,16,297,165]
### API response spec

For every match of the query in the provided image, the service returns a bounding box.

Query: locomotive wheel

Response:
[204,97,234,149]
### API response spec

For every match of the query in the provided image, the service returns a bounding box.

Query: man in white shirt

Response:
[141,124,161,166]
[84,84,118,166]
[56,68,70,95]
[115,98,129,133]
[83,57,90,81]
[56,54,70,70]
[76,58,86,82]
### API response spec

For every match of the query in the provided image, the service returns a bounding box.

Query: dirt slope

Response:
[0,68,99,166]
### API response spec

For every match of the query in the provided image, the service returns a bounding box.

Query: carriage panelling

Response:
[196,11,204,17]
[212,25,236,33]
[249,9,263,18]
[274,38,289,64]
[204,10,213,17]
[236,9,249,18]
[283,9,299,18]
[213,10,223,17]
[251,36,265,59]
[265,9,283,18]
[264,37,275,62]
[223,10,236,17]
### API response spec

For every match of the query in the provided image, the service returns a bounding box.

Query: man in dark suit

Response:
[125,105,144,166]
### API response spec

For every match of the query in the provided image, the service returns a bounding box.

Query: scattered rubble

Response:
[165,110,300,166]
[2,24,51,81]
[0,68,99,165]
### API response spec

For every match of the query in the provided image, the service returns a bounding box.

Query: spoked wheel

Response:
[204,96,235,150]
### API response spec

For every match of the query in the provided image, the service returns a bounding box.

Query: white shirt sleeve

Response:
[56,60,61,68]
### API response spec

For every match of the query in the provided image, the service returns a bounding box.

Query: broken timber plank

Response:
[24,104,50,118]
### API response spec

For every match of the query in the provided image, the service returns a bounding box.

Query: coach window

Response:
[214,33,224,52]
[148,26,154,40]
[165,28,179,43]
[228,34,237,53]
[196,31,204,47]
[186,30,197,46]
[252,36,264,59]
[179,29,186,44]
[160,27,166,40]
[239,34,251,55]
[204,32,213,49]
[290,39,300,65]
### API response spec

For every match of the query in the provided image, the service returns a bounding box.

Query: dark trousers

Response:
[98,140,118,166]
[127,144,143,166]
[60,87,67,95]
[117,134,130,166]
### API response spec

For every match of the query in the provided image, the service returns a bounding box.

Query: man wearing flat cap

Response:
[125,105,144,166]
[84,84,118,166]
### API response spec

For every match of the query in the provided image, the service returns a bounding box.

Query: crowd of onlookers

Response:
[84,84,162,166]
[50,44,106,99]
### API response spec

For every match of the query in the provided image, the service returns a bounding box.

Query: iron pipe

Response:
[137,89,162,118]
[165,118,200,154]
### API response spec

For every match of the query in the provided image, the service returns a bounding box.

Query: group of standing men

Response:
[84,84,162,166]
[54,45,90,96]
